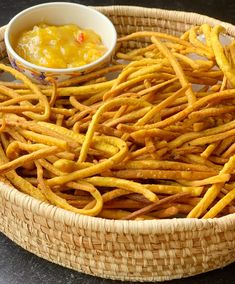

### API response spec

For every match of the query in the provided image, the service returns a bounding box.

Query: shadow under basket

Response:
[0,5,234,282]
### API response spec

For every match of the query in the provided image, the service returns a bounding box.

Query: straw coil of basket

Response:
[0,6,234,282]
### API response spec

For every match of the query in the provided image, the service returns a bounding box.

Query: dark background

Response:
[1,0,235,25]
[0,1,234,284]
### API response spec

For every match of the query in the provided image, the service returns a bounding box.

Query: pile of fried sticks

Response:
[0,24,235,220]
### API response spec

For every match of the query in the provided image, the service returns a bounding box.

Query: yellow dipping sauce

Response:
[14,24,107,69]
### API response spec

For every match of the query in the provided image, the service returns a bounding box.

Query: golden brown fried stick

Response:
[187,155,235,218]
[211,25,235,87]
[121,193,190,220]
[0,63,50,121]
[151,36,196,105]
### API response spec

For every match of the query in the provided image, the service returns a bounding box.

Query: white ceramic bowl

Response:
[4,2,117,83]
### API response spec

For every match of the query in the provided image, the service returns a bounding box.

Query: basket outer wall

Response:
[0,6,234,282]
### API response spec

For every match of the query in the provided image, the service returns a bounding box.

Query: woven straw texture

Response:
[0,6,235,282]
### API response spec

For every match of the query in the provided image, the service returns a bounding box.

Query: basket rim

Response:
[1,180,234,235]
[93,5,235,35]
[0,5,234,236]
[1,4,235,44]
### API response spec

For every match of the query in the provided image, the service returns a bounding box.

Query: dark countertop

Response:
[0,1,234,283]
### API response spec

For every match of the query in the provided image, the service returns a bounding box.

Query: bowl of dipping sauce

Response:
[4,2,117,83]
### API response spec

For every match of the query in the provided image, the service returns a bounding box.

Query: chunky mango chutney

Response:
[14,24,107,69]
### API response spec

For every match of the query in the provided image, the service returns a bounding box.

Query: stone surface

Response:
[0,1,234,283]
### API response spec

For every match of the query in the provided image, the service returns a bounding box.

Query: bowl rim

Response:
[4,2,117,73]
[0,178,234,235]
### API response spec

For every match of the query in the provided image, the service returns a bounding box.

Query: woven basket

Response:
[0,6,235,282]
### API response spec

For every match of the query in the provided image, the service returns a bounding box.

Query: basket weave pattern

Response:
[0,6,234,282]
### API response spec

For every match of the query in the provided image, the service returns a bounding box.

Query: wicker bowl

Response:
[0,6,234,282]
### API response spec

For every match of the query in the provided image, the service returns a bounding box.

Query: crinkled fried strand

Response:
[210,25,235,87]
[0,144,46,201]
[187,155,235,218]
[36,162,103,216]
[0,63,50,121]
